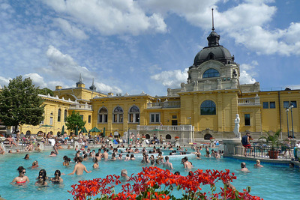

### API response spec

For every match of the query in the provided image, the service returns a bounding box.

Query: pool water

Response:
[0,148,299,200]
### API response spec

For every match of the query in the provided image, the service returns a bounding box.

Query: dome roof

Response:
[193,29,235,66]
[194,45,234,66]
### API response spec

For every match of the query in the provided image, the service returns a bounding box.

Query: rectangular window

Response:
[291,101,297,108]
[263,102,269,109]
[119,114,123,123]
[114,114,118,122]
[245,114,250,126]
[136,114,140,123]
[104,115,108,123]
[172,115,177,119]
[150,113,160,123]
[88,115,91,123]
[50,117,53,125]
[283,101,290,108]
[129,114,133,122]
[270,102,276,108]
[99,115,103,123]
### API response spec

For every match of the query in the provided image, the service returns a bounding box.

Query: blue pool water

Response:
[0,148,299,200]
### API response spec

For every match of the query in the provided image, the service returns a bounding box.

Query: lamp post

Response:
[286,108,289,138]
[128,128,130,146]
[289,104,294,138]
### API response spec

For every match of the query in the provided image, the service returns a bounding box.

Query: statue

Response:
[233,114,241,139]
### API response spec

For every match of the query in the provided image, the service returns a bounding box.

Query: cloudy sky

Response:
[0,0,300,96]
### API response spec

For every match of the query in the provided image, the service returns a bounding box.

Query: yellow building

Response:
[17,28,299,141]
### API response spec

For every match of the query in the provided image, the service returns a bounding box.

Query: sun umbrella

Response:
[89,127,101,133]
[61,125,65,136]
[81,127,88,133]
[102,127,106,137]
[75,126,78,136]
[40,124,53,134]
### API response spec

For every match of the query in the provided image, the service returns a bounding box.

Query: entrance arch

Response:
[166,134,171,140]
[204,133,213,140]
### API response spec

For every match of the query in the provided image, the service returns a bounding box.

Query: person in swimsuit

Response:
[93,158,99,169]
[31,160,39,169]
[35,170,48,186]
[24,154,30,160]
[50,170,63,184]
[11,166,29,185]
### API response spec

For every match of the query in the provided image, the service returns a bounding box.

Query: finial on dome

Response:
[89,78,96,91]
[212,8,215,31]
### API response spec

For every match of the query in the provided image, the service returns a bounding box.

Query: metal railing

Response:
[235,145,295,159]
[238,97,260,106]
[69,104,92,110]
[147,101,180,108]
[137,125,193,131]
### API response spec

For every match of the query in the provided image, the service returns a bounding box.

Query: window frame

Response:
[150,113,160,123]
[113,106,124,123]
[128,105,140,123]
[200,100,216,115]
[57,109,61,122]
[244,114,250,126]
[203,68,220,78]
[263,102,269,109]
[270,102,276,109]
[98,107,108,123]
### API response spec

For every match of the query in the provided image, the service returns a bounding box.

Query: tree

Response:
[37,87,54,96]
[65,110,86,133]
[0,76,44,132]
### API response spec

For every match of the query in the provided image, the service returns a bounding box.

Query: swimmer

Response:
[125,154,130,161]
[35,171,47,186]
[63,156,71,166]
[31,160,39,169]
[174,171,180,175]
[118,154,123,160]
[111,153,117,161]
[68,157,91,175]
[11,166,29,185]
[35,143,41,152]
[163,156,173,169]
[196,153,201,160]
[254,160,263,168]
[49,151,57,157]
[130,154,135,160]
[182,157,193,169]
[121,169,130,181]
[240,162,250,172]
[103,149,108,161]
[37,169,48,180]
[225,180,236,190]
[93,158,99,169]
[24,154,30,160]
[51,170,63,184]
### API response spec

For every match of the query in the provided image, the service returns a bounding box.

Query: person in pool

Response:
[24,154,30,160]
[254,160,263,168]
[68,157,91,175]
[93,158,99,169]
[35,171,47,187]
[63,156,71,166]
[37,169,48,180]
[31,160,39,169]
[11,166,29,185]
[50,170,63,184]
[240,162,250,172]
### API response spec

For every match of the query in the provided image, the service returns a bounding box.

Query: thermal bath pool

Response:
[0,148,299,199]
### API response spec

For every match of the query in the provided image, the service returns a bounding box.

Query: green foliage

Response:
[65,110,86,132]
[259,129,282,150]
[37,87,54,96]
[0,76,44,132]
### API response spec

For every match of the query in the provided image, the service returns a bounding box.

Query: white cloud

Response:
[53,18,88,40]
[143,0,300,56]
[151,68,188,88]
[43,0,167,35]
[0,76,11,88]
[239,63,257,84]
[24,73,47,88]
[94,82,122,94]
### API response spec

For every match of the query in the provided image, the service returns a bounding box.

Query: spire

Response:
[76,73,84,87]
[212,8,215,31]
[89,78,96,91]
[207,8,220,47]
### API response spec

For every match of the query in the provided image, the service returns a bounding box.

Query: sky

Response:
[0,0,300,96]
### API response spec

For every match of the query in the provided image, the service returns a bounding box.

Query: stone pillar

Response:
[223,139,242,157]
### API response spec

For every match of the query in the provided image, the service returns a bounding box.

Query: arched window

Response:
[98,107,108,123]
[64,109,68,122]
[146,134,150,139]
[113,106,123,123]
[200,100,216,115]
[203,68,220,78]
[57,109,61,122]
[166,134,171,140]
[128,105,140,123]
[204,133,213,140]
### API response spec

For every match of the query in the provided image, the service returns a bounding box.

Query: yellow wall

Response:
[54,88,106,102]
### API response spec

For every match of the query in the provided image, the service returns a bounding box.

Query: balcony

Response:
[147,101,180,109]
[69,103,92,111]
[137,125,193,132]
[238,96,260,106]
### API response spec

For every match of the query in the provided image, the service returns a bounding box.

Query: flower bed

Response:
[69,167,262,200]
